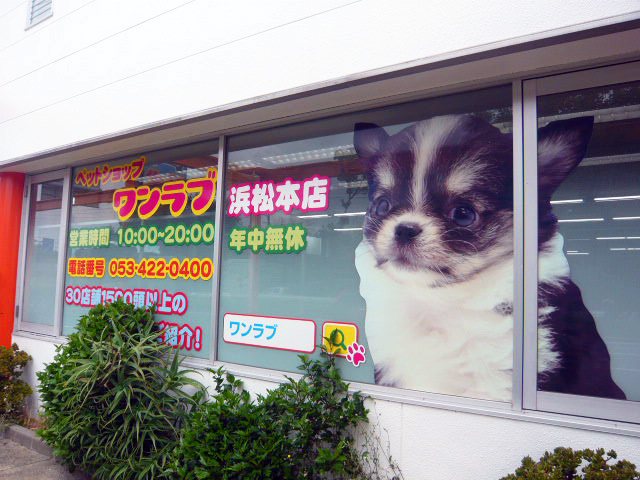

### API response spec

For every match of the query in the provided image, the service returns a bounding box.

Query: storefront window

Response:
[61,140,219,359]
[22,179,64,328]
[536,80,640,402]
[217,86,514,401]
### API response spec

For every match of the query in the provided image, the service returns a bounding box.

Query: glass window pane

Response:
[22,179,64,326]
[536,80,640,401]
[218,86,513,401]
[62,140,219,359]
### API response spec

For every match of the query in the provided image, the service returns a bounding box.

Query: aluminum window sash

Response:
[30,169,66,184]
[511,79,525,411]
[523,61,640,422]
[53,168,71,336]
[537,391,640,423]
[16,170,67,335]
[17,321,53,335]
[522,78,539,410]
[534,60,640,96]
[210,136,226,362]
[14,177,30,332]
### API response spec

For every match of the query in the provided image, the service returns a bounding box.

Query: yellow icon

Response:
[322,322,358,356]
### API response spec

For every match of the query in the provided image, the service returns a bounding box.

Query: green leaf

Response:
[37,300,205,480]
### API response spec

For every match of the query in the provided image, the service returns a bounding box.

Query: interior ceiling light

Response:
[337,180,368,189]
[594,195,640,202]
[333,227,363,232]
[297,214,330,219]
[334,212,366,217]
[612,216,640,221]
[138,172,185,184]
[263,145,356,166]
[557,218,604,223]
[551,199,583,204]
[229,160,260,170]
[597,237,640,240]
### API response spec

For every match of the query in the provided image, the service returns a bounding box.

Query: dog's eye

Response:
[374,197,391,216]
[449,206,477,227]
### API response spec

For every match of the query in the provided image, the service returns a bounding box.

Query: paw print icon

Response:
[346,342,366,367]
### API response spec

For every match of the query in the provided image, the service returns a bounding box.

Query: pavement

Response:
[0,434,88,480]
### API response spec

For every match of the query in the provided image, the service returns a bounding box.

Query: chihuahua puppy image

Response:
[353,114,625,401]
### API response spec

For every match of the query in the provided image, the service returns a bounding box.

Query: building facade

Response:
[1,1,640,478]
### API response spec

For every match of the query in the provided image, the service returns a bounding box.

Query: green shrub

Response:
[37,301,205,480]
[0,343,33,424]
[501,447,640,479]
[172,355,372,480]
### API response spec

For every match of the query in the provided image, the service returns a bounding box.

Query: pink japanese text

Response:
[64,285,189,315]
[75,157,146,187]
[227,176,330,217]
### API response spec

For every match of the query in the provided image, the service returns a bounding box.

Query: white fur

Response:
[411,116,461,208]
[538,233,570,288]
[376,162,395,190]
[355,232,570,402]
[445,151,490,194]
[445,165,476,194]
[537,233,571,375]
[538,135,573,168]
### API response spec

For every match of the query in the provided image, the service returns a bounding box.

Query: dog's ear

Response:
[538,116,594,197]
[354,122,388,159]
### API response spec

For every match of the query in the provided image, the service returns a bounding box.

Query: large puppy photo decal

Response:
[352,114,625,402]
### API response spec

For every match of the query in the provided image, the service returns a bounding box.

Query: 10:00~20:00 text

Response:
[108,257,213,281]
[117,221,215,247]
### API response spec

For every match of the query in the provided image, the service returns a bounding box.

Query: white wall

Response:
[1,0,639,164]
[6,3,640,478]
[14,334,640,480]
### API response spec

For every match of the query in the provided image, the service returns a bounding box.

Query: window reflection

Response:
[23,180,63,326]
[537,80,640,401]
[61,141,219,359]
[218,86,514,399]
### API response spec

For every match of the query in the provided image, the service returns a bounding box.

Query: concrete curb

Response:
[1,425,53,457]
[0,425,91,479]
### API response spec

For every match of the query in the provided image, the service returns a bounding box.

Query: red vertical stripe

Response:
[0,173,25,348]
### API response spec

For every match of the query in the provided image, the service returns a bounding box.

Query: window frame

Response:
[213,82,519,405]
[521,60,640,423]
[15,168,71,337]
[180,136,226,366]
[10,60,640,434]
[56,140,222,359]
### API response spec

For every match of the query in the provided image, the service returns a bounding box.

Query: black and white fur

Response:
[353,114,625,401]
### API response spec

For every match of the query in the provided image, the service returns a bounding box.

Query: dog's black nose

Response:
[394,223,422,244]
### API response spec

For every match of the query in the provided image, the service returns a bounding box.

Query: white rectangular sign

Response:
[223,313,316,353]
